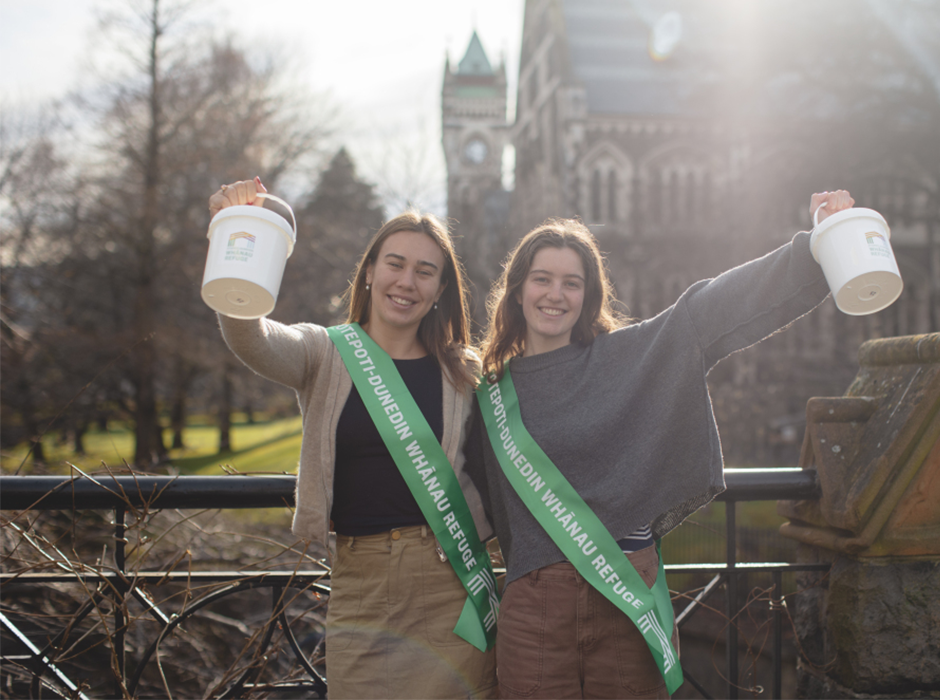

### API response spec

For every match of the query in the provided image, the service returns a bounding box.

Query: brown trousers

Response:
[495,545,679,699]
[326,525,497,699]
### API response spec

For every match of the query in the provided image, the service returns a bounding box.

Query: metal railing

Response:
[1,469,826,699]
[677,469,828,699]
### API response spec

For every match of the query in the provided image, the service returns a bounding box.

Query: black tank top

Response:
[331,354,443,536]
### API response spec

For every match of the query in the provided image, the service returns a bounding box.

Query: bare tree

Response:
[1,0,334,468]
[0,103,79,463]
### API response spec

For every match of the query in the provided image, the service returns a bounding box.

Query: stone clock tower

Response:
[442,31,510,327]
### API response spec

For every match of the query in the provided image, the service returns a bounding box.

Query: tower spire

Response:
[458,31,493,76]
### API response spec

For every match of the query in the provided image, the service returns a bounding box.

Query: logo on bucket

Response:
[225,231,255,262]
[865,231,891,259]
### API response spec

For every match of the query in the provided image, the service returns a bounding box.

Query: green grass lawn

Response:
[1,414,303,476]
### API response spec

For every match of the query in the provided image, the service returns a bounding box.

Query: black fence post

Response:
[772,569,783,699]
[726,501,738,700]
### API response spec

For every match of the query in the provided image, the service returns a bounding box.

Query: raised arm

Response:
[684,190,853,368]
[208,178,324,390]
[218,315,326,390]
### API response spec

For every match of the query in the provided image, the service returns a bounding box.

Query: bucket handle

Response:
[812,201,829,229]
[256,193,297,241]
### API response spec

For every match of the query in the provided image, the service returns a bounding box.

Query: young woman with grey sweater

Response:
[207,179,497,699]
[466,190,854,698]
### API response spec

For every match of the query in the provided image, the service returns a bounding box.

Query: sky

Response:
[0,0,526,214]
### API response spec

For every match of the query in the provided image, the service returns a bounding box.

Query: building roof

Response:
[447,30,505,101]
[458,31,495,76]
[557,0,940,121]
[560,0,724,116]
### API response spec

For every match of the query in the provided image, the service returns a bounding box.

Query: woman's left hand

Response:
[810,190,854,225]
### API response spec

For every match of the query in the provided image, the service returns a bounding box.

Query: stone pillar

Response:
[778,333,940,698]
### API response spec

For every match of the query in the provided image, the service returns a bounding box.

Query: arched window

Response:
[608,170,618,222]
[578,145,632,229]
[592,169,602,222]
[649,168,662,225]
[666,170,680,224]
[640,147,721,232]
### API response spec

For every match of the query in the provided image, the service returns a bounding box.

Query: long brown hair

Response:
[481,217,630,380]
[345,210,477,391]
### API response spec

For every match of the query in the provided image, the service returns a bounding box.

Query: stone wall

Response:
[779,333,940,698]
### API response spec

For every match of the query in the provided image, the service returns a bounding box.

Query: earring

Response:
[366,284,370,291]
[433,302,438,309]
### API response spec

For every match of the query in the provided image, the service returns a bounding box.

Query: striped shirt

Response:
[617,524,654,552]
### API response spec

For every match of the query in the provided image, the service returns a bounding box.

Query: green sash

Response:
[327,323,497,652]
[478,369,682,693]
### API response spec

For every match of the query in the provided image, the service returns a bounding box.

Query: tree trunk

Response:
[73,422,86,455]
[218,367,233,453]
[28,424,45,465]
[132,0,164,469]
[132,315,159,468]
[155,421,168,462]
[30,437,45,465]
[16,374,45,465]
[170,357,193,450]
[171,392,186,449]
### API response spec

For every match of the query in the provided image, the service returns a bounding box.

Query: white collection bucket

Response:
[810,205,903,316]
[201,194,297,319]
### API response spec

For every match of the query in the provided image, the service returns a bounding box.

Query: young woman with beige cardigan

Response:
[207,178,496,699]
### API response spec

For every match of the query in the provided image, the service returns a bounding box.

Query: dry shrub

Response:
[1,472,329,699]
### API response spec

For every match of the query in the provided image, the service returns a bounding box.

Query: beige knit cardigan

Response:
[218,316,493,561]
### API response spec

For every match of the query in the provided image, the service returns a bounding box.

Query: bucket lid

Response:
[208,199,296,256]
[810,207,890,262]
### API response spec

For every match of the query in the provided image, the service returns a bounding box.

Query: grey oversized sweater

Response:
[465,231,831,585]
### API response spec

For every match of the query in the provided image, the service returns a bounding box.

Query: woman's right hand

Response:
[810,190,854,225]
[208,177,267,218]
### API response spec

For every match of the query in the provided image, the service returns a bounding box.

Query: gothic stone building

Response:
[443,0,940,466]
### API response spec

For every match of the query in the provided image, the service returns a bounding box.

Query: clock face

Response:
[464,138,488,165]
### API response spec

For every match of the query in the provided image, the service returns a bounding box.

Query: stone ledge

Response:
[858,334,940,367]
[779,333,940,558]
